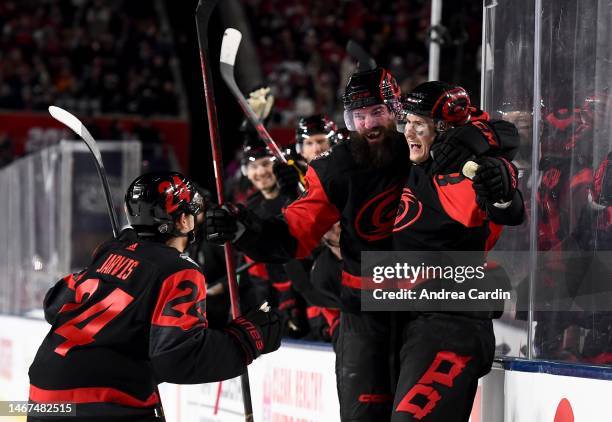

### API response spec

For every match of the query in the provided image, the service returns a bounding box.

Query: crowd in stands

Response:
[0,0,180,117]
[243,0,432,125]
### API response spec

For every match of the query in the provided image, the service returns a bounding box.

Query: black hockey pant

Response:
[335,311,495,422]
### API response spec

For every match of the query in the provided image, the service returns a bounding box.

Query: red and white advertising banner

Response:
[504,370,612,421]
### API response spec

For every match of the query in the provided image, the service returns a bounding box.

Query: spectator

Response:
[0,0,180,117]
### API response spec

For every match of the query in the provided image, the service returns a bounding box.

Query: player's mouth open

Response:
[365,130,382,142]
[409,142,422,151]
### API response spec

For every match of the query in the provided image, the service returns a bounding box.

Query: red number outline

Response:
[53,284,134,357]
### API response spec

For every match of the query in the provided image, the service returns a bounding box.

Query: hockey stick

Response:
[48,106,120,237]
[219,28,305,193]
[346,40,377,71]
[195,2,255,421]
[48,105,167,421]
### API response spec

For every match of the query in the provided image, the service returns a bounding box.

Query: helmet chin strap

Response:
[170,229,196,244]
[159,220,196,245]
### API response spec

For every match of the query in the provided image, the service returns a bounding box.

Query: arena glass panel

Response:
[482,0,535,359]
[531,0,612,365]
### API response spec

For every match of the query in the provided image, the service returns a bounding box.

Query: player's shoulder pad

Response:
[133,241,201,279]
[309,141,354,178]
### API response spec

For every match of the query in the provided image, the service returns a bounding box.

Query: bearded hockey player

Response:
[28,172,281,421]
[389,82,524,421]
[205,66,519,421]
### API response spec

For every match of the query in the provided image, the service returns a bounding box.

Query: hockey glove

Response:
[225,303,282,364]
[273,160,304,198]
[205,203,245,244]
[437,120,519,159]
[429,139,474,174]
[472,157,518,204]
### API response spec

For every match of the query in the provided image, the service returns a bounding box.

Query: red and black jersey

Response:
[236,134,409,311]
[537,157,593,250]
[245,192,297,311]
[305,247,343,341]
[392,162,507,252]
[28,235,249,417]
[235,123,520,310]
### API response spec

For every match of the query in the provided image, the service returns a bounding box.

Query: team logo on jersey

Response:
[126,242,139,251]
[393,187,423,232]
[354,185,402,241]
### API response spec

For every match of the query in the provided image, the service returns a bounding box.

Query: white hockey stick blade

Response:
[219,28,266,129]
[48,105,102,163]
[219,28,304,193]
[220,28,242,66]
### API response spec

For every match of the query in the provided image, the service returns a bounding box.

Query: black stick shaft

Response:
[195,1,254,419]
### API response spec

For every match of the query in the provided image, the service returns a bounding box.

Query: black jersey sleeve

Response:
[42,272,85,324]
[148,268,249,383]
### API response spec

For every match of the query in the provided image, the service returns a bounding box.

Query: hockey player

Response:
[295,114,341,163]
[389,82,524,421]
[28,172,281,421]
[205,67,519,421]
[240,142,306,336]
[289,114,342,341]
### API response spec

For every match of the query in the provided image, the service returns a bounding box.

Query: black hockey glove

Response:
[205,203,243,244]
[472,157,518,204]
[282,304,308,339]
[225,303,282,364]
[273,160,301,197]
[429,139,474,174]
[437,119,519,160]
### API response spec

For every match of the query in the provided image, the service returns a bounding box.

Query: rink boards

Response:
[1,314,612,421]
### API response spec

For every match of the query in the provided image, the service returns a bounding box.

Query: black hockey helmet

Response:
[342,67,401,130]
[401,81,471,126]
[240,143,275,176]
[125,172,204,236]
[295,114,339,153]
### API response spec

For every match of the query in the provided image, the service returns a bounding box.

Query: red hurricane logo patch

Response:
[354,185,402,241]
[393,187,423,232]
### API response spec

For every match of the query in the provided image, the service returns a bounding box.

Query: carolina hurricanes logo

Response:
[354,185,402,241]
[393,187,423,232]
[158,175,191,214]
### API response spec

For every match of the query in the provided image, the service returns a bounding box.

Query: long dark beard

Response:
[349,125,406,169]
